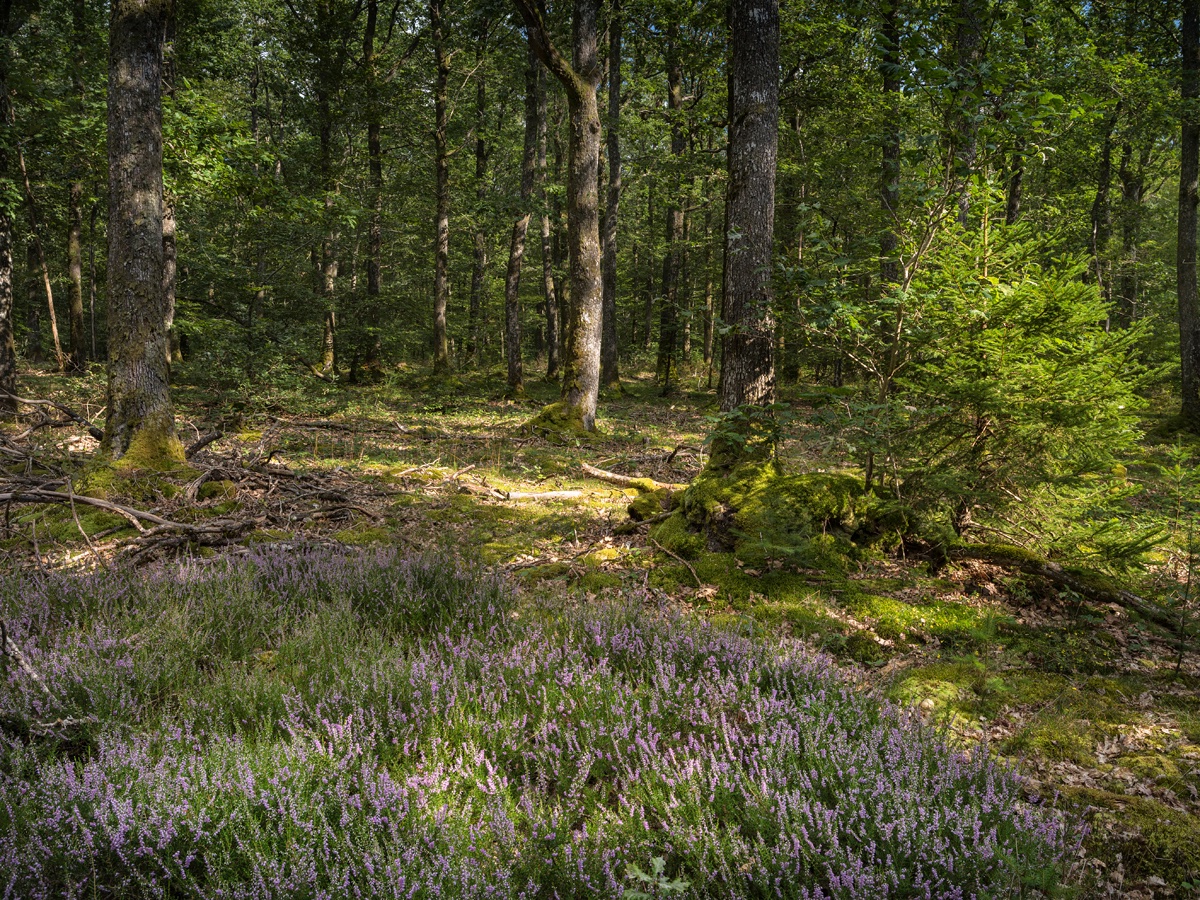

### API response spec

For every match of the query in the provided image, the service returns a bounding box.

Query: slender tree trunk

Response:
[643,184,654,350]
[468,25,490,365]
[431,0,451,372]
[25,241,41,362]
[504,45,540,396]
[318,88,338,375]
[880,0,901,287]
[66,0,87,372]
[0,1,14,412]
[363,0,384,374]
[702,203,714,366]
[1091,108,1117,305]
[656,22,684,392]
[714,0,779,466]
[536,63,559,379]
[516,0,604,430]
[88,202,97,359]
[17,151,65,371]
[105,0,179,462]
[1117,142,1147,326]
[599,0,621,389]
[1180,0,1200,426]
[1004,4,1036,226]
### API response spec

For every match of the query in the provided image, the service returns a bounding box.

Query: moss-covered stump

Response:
[524,401,591,437]
[651,460,900,569]
[80,430,196,501]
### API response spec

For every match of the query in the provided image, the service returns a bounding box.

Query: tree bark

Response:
[642,183,654,350]
[1180,0,1200,426]
[702,203,714,366]
[1004,3,1036,226]
[24,241,41,362]
[714,0,779,466]
[468,24,490,365]
[947,0,984,226]
[1117,141,1148,326]
[0,0,15,412]
[656,22,684,392]
[1091,107,1117,305]
[363,0,384,374]
[162,3,179,369]
[66,0,88,372]
[516,0,604,431]
[880,0,901,288]
[105,0,179,462]
[431,0,452,372]
[536,63,559,380]
[16,150,65,371]
[504,46,541,396]
[599,0,621,389]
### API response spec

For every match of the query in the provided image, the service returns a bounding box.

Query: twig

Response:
[0,620,52,699]
[651,537,702,587]
[66,477,108,568]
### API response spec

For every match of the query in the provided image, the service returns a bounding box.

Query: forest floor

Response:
[6,359,1200,897]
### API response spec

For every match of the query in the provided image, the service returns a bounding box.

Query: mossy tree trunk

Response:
[713,0,779,468]
[504,44,541,396]
[516,0,603,431]
[1180,0,1200,426]
[105,0,181,463]
[599,0,621,391]
[431,0,452,373]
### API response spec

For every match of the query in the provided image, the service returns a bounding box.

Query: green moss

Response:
[198,480,237,501]
[649,513,705,559]
[333,526,393,546]
[1067,786,1200,883]
[628,488,674,521]
[526,401,591,436]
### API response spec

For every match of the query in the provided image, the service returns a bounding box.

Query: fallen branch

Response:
[614,510,673,535]
[581,462,686,492]
[185,430,223,458]
[0,391,103,442]
[951,544,1182,633]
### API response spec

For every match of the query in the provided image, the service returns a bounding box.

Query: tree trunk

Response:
[1004,4,1036,226]
[1091,108,1118,304]
[363,0,384,374]
[1180,0,1200,426]
[468,26,490,365]
[431,0,451,373]
[162,3,179,369]
[17,151,65,371]
[0,1,15,412]
[656,22,684,392]
[947,0,984,226]
[25,241,41,362]
[880,0,901,287]
[1117,142,1148,326]
[643,183,654,350]
[702,203,714,366]
[504,46,540,396]
[714,0,779,466]
[537,63,559,380]
[516,0,604,431]
[599,0,621,390]
[105,0,179,462]
[66,0,88,372]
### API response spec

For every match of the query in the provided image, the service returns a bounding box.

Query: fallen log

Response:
[951,543,1182,633]
[580,462,686,492]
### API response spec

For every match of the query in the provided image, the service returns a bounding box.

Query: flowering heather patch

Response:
[0,547,1077,898]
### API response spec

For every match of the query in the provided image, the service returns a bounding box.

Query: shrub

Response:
[0,548,1078,898]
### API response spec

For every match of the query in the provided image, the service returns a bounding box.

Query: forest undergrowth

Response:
[4,359,1200,897]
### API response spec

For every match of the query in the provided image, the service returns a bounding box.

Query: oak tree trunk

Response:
[518,0,604,429]
[714,0,779,466]
[105,0,179,462]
